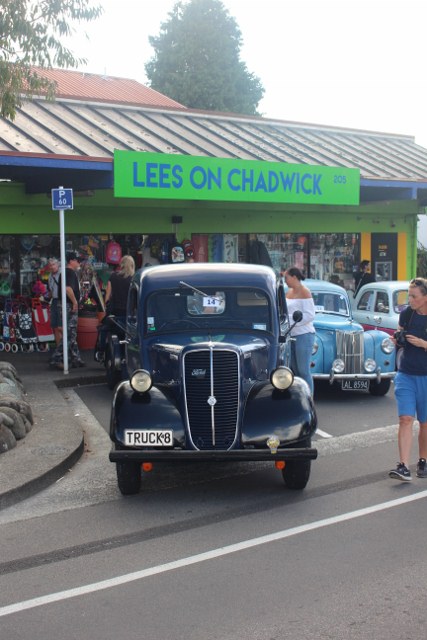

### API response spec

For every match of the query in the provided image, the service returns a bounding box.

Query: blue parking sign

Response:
[51,188,73,210]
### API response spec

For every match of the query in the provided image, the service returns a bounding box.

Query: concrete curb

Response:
[0,351,106,510]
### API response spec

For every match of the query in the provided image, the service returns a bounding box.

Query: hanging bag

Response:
[32,300,54,342]
[18,303,38,344]
[106,241,122,265]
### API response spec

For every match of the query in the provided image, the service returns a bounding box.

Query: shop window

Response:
[310,233,359,290]
[0,236,16,298]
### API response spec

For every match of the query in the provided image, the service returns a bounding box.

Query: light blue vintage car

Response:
[301,280,396,396]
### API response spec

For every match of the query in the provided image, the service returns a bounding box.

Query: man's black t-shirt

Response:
[58,268,80,304]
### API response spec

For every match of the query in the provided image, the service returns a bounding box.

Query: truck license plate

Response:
[124,430,173,446]
[341,379,370,391]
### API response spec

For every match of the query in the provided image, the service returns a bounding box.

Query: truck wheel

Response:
[105,344,121,390]
[116,462,141,495]
[281,438,312,490]
[282,459,311,490]
[369,379,391,396]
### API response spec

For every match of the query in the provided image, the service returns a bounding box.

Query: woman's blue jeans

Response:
[291,332,315,394]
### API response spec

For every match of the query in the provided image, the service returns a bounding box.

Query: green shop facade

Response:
[1,102,427,300]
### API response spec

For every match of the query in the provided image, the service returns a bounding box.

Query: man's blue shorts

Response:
[50,299,62,328]
[394,371,427,423]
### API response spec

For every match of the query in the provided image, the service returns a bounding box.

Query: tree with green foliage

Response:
[417,241,427,277]
[0,0,102,120]
[145,0,264,115]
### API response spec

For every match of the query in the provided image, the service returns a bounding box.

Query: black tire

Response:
[281,438,312,490]
[369,379,391,396]
[282,458,311,490]
[116,461,141,495]
[105,344,121,390]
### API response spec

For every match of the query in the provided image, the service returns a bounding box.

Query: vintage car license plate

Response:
[341,379,370,391]
[124,429,173,446]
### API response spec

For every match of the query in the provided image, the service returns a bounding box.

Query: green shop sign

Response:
[114,150,360,206]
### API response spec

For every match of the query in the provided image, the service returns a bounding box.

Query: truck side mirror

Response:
[293,310,303,323]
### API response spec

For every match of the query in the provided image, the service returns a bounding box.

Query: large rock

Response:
[0,361,33,454]
[0,423,17,452]
[0,407,27,439]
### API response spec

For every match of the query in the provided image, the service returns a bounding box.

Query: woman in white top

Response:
[284,267,316,394]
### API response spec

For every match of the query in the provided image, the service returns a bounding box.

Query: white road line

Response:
[315,428,333,438]
[1,488,427,619]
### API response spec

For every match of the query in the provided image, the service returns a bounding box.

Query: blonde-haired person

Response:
[284,267,316,394]
[105,255,135,317]
[389,277,427,481]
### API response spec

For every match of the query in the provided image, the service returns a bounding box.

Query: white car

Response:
[351,281,410,335]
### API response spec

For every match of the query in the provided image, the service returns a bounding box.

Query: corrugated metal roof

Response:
[2,97,427,183]
[29,67,185,110]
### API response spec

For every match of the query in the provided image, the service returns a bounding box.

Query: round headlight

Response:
[364,358,376,373]
[381,337,395,354]
[130,369,152,393]
[332,358,345,373]
[271,366,294,390]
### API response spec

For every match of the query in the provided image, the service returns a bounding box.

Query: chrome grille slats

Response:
[183,349,239,450]
[336,330,364,373]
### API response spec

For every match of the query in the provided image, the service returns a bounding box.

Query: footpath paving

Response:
[0,348,105,509]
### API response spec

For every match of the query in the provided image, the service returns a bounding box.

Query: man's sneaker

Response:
[389,463,412,482]
[416,458,427,478]
[71,360,86,368]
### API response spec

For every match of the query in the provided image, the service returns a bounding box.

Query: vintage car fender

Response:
[362,330,396,370]
[241,378,317,447]
[110,377,317,450]
[110,381,185,446]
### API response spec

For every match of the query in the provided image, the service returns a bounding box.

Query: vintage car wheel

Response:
[282,440,312,490]
[116,461,141,495]
[105,343,122,390]
[369,378,391,396]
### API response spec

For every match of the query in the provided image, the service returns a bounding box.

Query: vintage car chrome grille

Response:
[183,349,239,450]
[336,330,364,373]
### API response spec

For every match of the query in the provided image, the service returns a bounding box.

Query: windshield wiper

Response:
[179,280,222,302]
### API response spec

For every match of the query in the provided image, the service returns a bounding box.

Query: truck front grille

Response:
[183,349,239,450]
[336,330,364,373]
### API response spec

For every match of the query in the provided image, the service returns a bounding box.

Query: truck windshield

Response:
[145,288,271,334]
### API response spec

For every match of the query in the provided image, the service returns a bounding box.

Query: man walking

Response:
[49,251,85,369]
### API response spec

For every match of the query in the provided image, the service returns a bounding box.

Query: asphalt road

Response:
[1,382,426,639]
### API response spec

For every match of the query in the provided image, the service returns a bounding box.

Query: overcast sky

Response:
[72,0,427,147]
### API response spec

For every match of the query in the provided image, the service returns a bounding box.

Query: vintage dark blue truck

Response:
[109,263,317,494]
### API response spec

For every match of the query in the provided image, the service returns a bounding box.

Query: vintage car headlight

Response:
[130,369,152,393]
[364,358,377,373]
[332,358,345,373]
[312,341,319,355]
[271,366,294,390]
[381,337,395,354]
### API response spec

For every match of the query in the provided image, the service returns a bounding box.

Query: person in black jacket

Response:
[354,260,375,295]
[248,235,273,267]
